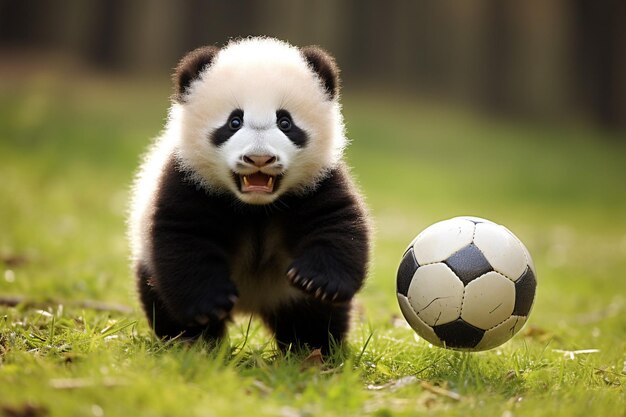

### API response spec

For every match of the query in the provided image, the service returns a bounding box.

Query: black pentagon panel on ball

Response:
[433,319,485,349]
[397,247,419,296]
[513,266,536,316]
[444,243,493,285]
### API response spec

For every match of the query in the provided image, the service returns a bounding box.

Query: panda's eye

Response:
[229,116,243,130]
[277,116,292,131]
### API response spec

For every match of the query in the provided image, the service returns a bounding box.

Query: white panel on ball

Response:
[473,223,527,280]
[412,218,475,264]
[504,226,537,275]
[521,243,536,275]
[407,263,464,326]
[474,315,527,350]
[397,294,443,347]
[461,271,515,330]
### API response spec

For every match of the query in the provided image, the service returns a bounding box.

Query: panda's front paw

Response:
[176,283,239,327]
[286,263,357,303]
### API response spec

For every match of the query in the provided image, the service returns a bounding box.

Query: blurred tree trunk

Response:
[128,0,184,71]
[340,0,371,83]
[0,0,58,46]
[480,0,514,115]
[180,0,259,50]
[573,0,626,131]
[441,2,487,103]
[86,0,130,70]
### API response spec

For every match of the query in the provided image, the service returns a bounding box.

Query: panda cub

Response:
[129,37,370,352]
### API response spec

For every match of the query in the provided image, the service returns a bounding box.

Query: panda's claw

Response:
[287,268,297,281]
[287,264,351,303]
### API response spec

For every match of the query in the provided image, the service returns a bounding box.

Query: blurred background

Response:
[1,3,626,414]
[1,0,625,129]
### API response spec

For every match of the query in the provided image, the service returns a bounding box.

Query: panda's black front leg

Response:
[284,192,370,306]
[279,171,370,351]
[148,230,238,340]
[143,160,240,341]
[271,242,363,352]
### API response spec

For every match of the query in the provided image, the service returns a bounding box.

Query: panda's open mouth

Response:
[237,172,279,193]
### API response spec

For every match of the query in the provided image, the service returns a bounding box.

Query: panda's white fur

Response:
[129,37,346,269]
[128,116,178,271]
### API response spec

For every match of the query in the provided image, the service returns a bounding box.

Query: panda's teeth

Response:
[238,173,277,193]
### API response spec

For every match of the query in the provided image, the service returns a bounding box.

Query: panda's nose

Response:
[242,154,277,167]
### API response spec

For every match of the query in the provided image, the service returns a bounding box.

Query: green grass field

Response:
[1,73,625,417]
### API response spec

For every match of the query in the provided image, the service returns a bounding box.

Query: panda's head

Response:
[169,37,346,205]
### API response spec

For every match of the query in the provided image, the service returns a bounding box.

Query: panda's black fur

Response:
[130,38,370,353]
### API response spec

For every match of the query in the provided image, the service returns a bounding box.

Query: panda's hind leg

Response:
[262,299,351,354]
[136,263,225,341]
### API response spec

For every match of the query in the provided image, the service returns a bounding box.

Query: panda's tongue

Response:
[241,172,274,193]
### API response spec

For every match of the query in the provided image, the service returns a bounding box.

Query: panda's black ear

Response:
[173,46,220,103]
[301,46,340,100]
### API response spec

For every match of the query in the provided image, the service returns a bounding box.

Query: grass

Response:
[1,70,625,417]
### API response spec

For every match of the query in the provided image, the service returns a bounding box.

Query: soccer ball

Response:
[396,216,537,351]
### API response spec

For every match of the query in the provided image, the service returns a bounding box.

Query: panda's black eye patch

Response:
[211,109,243,146]
[276,109,307,148]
